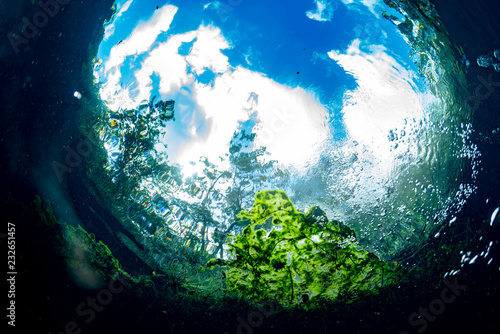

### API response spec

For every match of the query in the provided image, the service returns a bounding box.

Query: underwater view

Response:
[1,0,499,333]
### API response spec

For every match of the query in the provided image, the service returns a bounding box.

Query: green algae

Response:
[208,190,403,308]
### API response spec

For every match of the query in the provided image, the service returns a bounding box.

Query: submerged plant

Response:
[208,190,401,307]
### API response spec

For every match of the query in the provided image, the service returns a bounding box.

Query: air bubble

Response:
[491,207,499,226]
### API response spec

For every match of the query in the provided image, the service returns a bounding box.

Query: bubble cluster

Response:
[477,49,500,72]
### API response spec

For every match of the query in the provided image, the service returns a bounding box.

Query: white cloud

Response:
[99,9,331,176]
[148,59,330,174]
[104,5,178,73]
[185,25,230,75]
[100,4,178,110]
[135,30,198,103]
[328,39,424,162]
[188,67,330,169]
[306,0,336,22]
[138,27,329,172]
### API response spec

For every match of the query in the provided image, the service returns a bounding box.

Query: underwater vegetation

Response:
[13,184,496,334]
[208,190,402,307]
[31,189,402,312]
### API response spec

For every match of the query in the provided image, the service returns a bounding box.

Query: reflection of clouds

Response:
[328,39,424,162]
[306,0,337,22]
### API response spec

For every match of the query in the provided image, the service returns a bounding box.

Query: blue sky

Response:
[95,0,428,177]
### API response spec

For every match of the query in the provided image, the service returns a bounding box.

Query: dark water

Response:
[1,1,499,334]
